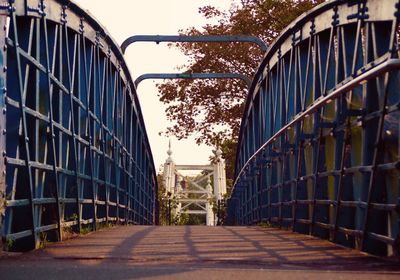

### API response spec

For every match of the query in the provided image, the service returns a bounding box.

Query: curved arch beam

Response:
[134,73,251,89]
[121,35,267,54]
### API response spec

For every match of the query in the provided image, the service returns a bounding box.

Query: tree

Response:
[157,0,324,182]
[156,174,169,225]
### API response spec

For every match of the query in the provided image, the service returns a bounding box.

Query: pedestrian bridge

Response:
[0,0,399,269]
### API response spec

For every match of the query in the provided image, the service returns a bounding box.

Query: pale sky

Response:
[77,0,236,172]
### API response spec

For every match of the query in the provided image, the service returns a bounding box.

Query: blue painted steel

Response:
[134,73,251,89]
[121,35,268,54]
[228,0,400,256]
[0,0,158,251]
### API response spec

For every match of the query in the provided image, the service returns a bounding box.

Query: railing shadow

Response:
[0,225,399,280]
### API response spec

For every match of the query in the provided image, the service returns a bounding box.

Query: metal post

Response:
[0,11,6,247]
[168,198,171,226]
[217,200,221,226]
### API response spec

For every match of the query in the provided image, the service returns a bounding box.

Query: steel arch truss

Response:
[0,0,157,251]
[229,0,400,256]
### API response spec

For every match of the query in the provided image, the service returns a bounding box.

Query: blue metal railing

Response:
[0,0,158,251]
[228,0,400,256]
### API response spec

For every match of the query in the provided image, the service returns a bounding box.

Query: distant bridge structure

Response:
[227,0,400,256]
[162,142,227,226]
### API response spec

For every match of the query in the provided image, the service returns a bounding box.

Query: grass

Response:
[39,232,47,249]
[80,225,93,235]
[5,238,14,249]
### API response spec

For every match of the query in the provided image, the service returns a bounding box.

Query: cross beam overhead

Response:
[121,35,268,54]
[134,73,251,88]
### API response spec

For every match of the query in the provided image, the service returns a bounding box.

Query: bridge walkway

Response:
[0,226,399,279]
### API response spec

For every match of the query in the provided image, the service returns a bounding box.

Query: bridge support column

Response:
[213,148,227,225]
[0,13,6,247]
[206,178,215,226]
[163,141,176,196]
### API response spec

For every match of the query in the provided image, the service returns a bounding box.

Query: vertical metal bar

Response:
[310,28,324,234]
[32,17,40,245]
[121,86,127,223]
[110,70,119,223]
[258,90,266,222]
[292,43,305,232]
[322,25,338,238]
[250,109,256,222]
[95,36,109,226]
[64,24,82,233]
[8,2,38,248]
[332,25,351,243]
[128,102,135,224]
[114,75,121,223]
[309,31,322,235]
[276,54,283,228]
[92,35,100,224]
[133,119,139,224]
[306,35,316,235]
[361,19,399,252]
[80,26,97,231]
[56,18,65,228]
[40,3,62,240]
[77,34,85,228]
[102,49,110,224]
[310,34,326,236]
[111,67,118,223]
[123,91,129,224]
[0,11,7,244]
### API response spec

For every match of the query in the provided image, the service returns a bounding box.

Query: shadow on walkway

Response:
[0,225,399,279]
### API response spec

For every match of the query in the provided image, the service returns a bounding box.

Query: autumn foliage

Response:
[158,0,324,178]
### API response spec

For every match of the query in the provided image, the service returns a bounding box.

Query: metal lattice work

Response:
[162,144,227,226]
[0,0,157,251]
[228,0,400,256]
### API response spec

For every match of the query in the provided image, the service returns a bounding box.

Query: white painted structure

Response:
[162,141,226,226]
[213,149,227,200]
